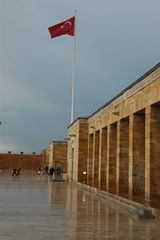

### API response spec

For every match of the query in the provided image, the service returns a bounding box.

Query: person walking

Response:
[38,167,41,175]
[16,168,21,176]
[45,166,49,175]
[12,168,17,176]
[49,167,54,176]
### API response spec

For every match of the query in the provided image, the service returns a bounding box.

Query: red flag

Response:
[48,16,75,39]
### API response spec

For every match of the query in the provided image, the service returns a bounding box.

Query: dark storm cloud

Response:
[0,0,159,152]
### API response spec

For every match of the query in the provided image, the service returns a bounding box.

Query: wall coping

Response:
[67,117,88,129]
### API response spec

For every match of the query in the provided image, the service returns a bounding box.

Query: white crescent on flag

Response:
[60,21,71,29]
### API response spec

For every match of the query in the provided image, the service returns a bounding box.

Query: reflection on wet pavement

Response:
[0,173,159,239]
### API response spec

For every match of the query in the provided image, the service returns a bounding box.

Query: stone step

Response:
[78,183,156,219]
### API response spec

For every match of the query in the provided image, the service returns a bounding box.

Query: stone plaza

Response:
[0,173,160,240]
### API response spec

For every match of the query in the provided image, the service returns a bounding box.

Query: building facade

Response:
[67,63,160,207]
[47,141,67,174]
[67,118,88,183]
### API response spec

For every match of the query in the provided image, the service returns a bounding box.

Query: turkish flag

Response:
[48,16,75,39]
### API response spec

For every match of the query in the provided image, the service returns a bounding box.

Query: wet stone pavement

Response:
[0,173,160,239]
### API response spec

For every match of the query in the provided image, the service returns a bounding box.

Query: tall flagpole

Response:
[71,10,77,123]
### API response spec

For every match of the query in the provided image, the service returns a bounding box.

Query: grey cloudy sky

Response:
[0,0,159,153]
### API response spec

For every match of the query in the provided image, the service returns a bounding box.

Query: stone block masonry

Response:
[67,63,160,211]
[47,141,67,174]
[0,153,42,170]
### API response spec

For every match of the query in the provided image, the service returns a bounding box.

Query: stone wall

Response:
[47,141,67,173]
[67,118,88,183]
[0,153,42,170]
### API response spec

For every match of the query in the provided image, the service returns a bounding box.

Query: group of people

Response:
[12,168,21,176]
[38,166,50,175]
[38,165,62,180]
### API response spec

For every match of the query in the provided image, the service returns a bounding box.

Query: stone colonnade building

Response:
[67,63,160,207]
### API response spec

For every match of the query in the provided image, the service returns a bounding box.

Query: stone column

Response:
[106,126,110,192]
[129,114,133,200]
[119,117,129,198]
[78,122,88,183]
[132,110,145,203]
[116,120,120,195]
[87,134,93,186]
[94,130,100,188]
[92,132,95,187]
[145,106,151,204]
[98,129,102,189]
[109,123,117,194]
[150,104,160,206]
[100,127,107,191]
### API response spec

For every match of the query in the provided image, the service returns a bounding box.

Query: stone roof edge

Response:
[89,63,160,119]
[52,140,67,144]
[67,117,88,129]
[48,140,67,146]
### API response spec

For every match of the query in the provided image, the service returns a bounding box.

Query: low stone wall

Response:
[78,183,156,219]
[0,153,42,170]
